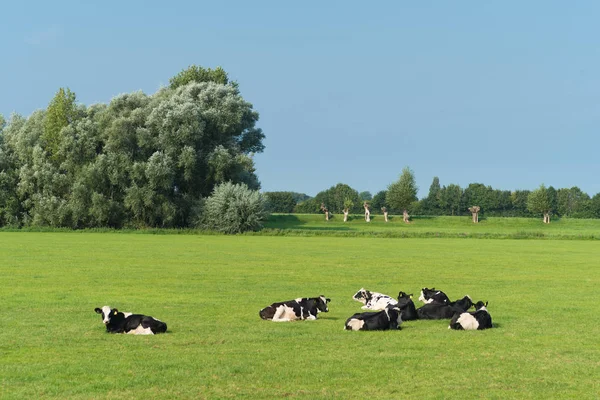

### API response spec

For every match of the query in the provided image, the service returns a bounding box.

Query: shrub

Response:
[201,182,268,234]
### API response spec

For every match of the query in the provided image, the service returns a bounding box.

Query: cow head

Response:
[454,295,473,311]
[317,295,331,313]
[397,291,414,308]
[352,288,372,305]
[94,306,120,325]
[474,301,488,310]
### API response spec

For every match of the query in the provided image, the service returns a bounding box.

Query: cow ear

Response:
[326,298,331,303]
[485,301,488,307]
[409,294,413,298]
[94,308,102,314]
[112,309,118,314]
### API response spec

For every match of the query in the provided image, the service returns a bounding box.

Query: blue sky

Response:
[1,1,599,198]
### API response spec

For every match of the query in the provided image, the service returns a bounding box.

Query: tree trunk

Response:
[384,211,388,222]
[364,205,370,222]
[472,212,478,223]
[343,210,349,222]
[543,212,550,224]
[325,210,329,221]
[403,210,409,223]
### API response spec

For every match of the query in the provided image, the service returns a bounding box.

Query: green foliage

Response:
[527,184,552,216]
[264,191,296,213]
[294,198,321,213]
[43,88,79,164]
[0,66,266,229]
[313,183,361,213]
[201,182,268,234]
[370,190,387,213]
[358,191,372,201]
[169,65,230,89]
[386,166,418,212]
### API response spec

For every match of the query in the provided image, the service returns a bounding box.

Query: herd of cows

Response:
[93,287,492,335]
[259,288,493,331]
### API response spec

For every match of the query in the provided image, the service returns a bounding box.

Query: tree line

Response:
[0,66,266,229]
[265,169,600,220]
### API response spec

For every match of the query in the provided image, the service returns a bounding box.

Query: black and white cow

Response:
[397,291,418,321]
[352,288,397,311]
[418,287,450,305]
[416,295,473,320]
[345,304,403,331]
[259,296,330,322]
[94,306,167,335]
[449,301,492,330]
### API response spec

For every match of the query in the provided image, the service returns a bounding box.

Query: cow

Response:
[259,296,330,322]
[418,287,450,305]
[416,295,473,320]
[449,301,492,330]
[397,291,418,321]
[352,288,397,311]
[345,304,403,331]
[94,306,167,335]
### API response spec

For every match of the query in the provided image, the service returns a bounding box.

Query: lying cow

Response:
[397,291,418,321]
[418,287,450,305]
[345,304,403,331]
[259,296,330,322]
[352,288,397,310]
[417,295,473,320]
[94,306,167,335]
[449,301,492,330]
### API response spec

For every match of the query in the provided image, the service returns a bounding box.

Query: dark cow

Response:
[352,288,397,311]
[345,304,403,331]
[94,306,167,335]
[416,295,473,320]
[418,287,450,305]
[259,296,330,322]
[449,301,493,330]
[397,291,418,321]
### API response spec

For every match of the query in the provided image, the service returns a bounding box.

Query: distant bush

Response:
[264,191,296,213]
[201,182,269,234]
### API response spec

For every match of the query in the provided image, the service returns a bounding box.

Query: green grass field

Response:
[1,230,599,399]
[263,214,600,239]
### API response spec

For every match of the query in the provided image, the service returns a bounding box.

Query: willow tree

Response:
[468,206,480,223]
[527,184,552,223]
[386,167,418,223]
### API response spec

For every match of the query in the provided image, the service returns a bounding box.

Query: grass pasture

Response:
[1,232,600,399]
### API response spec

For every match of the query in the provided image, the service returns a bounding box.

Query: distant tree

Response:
[200,182,268,233]
[169,65,230,89]
[589,193,600,218]
[511,190,531,217]
[528,184,552,223]
[264,191,296,213]
[359,191,372,201]
[439,184,463,216]
[468,205,480,223]
[423,176,441,214]
[386,167,418,223]
[294,198,320,213]
[320,202,330,221]
[363,201,371,222]
[342,199,353,222]
[381,206,389,222]
[43,88,79,164]
[556,187,590,217]
[371,190,387,213]
[313,183,361,214]
[289,192,311,204]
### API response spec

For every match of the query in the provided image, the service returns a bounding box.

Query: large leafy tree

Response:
[386,167,418,220]
[0,66,266,229]
[314,183,361,214]
[527,184,552,223]
[439,184,463,216]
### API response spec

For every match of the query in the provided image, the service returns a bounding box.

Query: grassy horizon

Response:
[1,232,599,399]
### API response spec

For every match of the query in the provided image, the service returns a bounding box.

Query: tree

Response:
[468,205,480,223]
[528,184,552,223]
[359,191,372,201]
[264,191,296,213]
[371,190,387,213]
[313,183,361,214]
[386,167,418,223]
[200,182,268,233]
[363,201,370,222]
[169,65,230,89]
[342,199,353,222]
[556,187,590,217]
[43,88,79,164]
[439,184,463,216]
[423,176,441,214]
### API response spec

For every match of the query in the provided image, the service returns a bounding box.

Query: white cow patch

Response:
[123,312,132,318]
[346,319,364,331]
[101,306,112,324]
[456,313,479,330]
[272,305,297,322]
[127,325,154,335]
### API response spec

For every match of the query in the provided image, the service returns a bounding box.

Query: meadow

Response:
[1,228,599,399]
